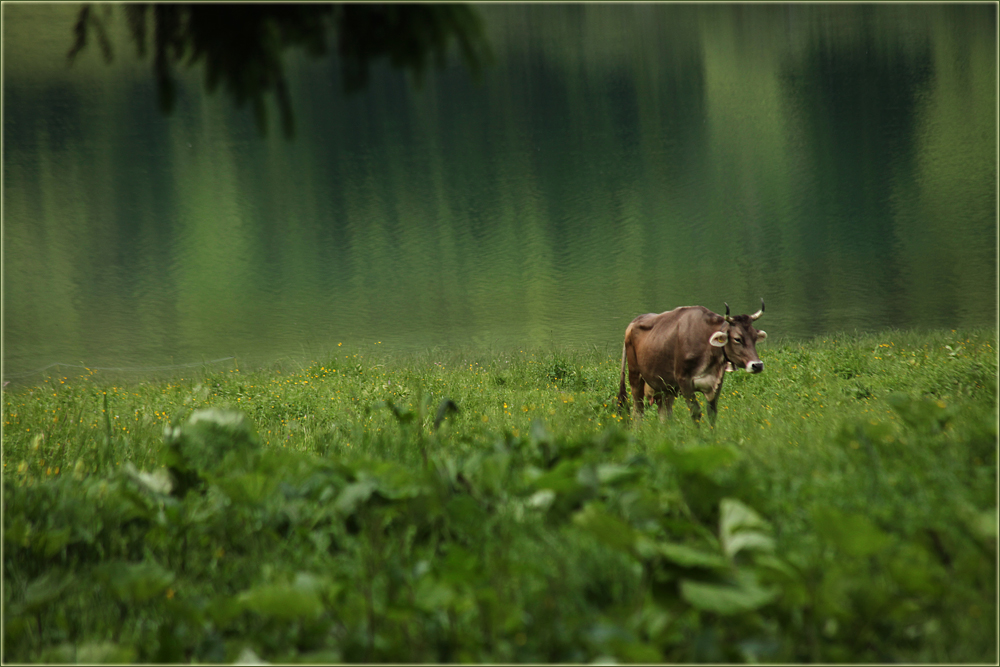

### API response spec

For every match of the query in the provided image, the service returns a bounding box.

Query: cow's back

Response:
[627,306,721,389]
[630,306,719,348]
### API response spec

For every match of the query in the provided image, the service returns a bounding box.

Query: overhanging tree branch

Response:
[68,3,492,139]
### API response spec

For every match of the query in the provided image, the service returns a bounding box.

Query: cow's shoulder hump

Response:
[632,306,723,332]
[681,305,724,326]
[631,313,660,331]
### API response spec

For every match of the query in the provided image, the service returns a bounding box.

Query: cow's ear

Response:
[709,330,728,347]
[756,330,767,340]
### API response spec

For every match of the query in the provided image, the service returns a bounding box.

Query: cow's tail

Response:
[617,341,630,415]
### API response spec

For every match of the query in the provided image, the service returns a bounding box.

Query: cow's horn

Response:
[749,298,764,321]
[724,302,734,323]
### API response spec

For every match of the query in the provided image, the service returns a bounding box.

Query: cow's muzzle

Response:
[747,360,764,374]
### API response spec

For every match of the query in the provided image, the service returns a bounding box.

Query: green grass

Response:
[3,329,997,662]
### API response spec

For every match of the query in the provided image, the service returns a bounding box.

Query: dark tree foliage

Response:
[68,3,492,138]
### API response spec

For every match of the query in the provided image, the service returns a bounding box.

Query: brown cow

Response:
[617,300,767,424]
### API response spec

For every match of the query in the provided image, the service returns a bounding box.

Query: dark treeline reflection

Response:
[4,4,996,374]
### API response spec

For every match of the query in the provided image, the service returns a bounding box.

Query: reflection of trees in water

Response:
[2,4,995,371]
[781,25,934,334]
[68,4,493,138]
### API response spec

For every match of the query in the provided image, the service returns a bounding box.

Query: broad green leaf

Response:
[886,392,952,433]
[446,494,487,533]
[75,642,137,664]
[123,462,173,496]
[753,553,799,580]
[414,578,455,611]
[596,463,641,486]
[531,460,582,494]
[724,531,775,558]
[720,498,769,536]
[586,622,663,662]
[755,554,809,606]
[295,649,343,664]
[470,451,510,496]
[292,571,330,595]
[115,484,159,523]
[186,407,258,434]
[657,542,728,570]
[441,545,479,584]
[811,507,893,557]
[371,462,428,500]
[100,561,176,603]
[972,507,997,540]
[215,472,276,504]
[887,542,940,596]
[529,420,551,446]
[573,503,637,554]
[238,575,324,621]
[4,616,32,646]
[4,515,31,548]
[614,641,665,664]
[39,641,136,664]
[22,571,73,612]
[719,498,774,559]
[207,596,243,626]
[680,577,777,614]
[334,479,377,514]
[667,445,740,475]
[433,398,460,429]
[952,501,998,549]
[234,647,268,665]
[162,408,261,478]
[37,526,72,558]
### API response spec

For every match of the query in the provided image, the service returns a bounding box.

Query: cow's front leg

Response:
[706,396,719,425]
[660,392,676,422]
[650,391,668,423]
[704,376,723,426]
[684,393,703,424]
[655,386,678,422]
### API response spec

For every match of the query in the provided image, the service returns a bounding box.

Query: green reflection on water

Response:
[3,3,996,376]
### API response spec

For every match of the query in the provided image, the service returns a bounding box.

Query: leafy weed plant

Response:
[3,329,996,662]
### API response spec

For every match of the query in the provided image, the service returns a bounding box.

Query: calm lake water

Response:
[4,4,997,379]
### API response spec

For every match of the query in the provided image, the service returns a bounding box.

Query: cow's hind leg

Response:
[630,373,647,417]
[649,390,667,422]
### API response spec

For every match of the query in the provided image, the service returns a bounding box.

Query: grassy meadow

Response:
[3,329,997,662]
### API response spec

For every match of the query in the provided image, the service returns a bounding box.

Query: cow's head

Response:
[709,299,767,374]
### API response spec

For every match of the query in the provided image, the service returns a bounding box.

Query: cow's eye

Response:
[734,337,743,345]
